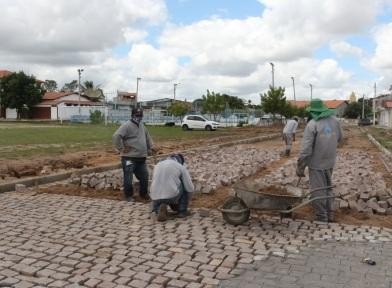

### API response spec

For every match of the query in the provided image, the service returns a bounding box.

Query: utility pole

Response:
[373,82,376,125]
[291,76,296,103]
[270,62,275,89]
[309,83,313,101]
[173,83,180,100]
[77,68,84,115]
[136,77,141,108]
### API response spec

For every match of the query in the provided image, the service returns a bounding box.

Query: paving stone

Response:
[167,279,189,287]
[1,185,392,288]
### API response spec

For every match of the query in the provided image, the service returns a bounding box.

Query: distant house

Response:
[139,98,176,110]
[289,100,348,118]
[111,91,137,110]
[375,93,392,128]
[34,91,104,120]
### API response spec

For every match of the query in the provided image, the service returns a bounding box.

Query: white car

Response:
[181,115,220,131]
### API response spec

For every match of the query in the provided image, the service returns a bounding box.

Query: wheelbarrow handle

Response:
[301,185,335,198]
[280,195,338,214]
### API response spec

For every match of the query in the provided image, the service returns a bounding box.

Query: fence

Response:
[60,106,276,127]
[58,106,108,124]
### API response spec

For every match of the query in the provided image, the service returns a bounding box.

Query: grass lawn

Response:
[369,127,392,152]
[0,122,232,159]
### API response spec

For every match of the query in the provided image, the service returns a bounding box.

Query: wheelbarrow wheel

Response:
[222,197,250,225]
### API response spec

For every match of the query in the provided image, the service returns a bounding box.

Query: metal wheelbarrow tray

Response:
[220,179,334,225]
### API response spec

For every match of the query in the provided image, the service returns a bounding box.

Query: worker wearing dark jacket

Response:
[297,99,343,222]
[113,108,154,202]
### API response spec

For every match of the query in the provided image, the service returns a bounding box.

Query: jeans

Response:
[152,186,189,214]
[309,168,334,222]
[121,157,149,199]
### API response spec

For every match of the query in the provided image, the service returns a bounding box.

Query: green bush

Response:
[90,110,104,124]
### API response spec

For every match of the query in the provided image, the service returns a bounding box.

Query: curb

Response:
[0,133,281,194]
[367,133,392,158]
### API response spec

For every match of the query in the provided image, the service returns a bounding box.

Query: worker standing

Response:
[296,99,343,222]
[282,116,298,156]
[113,108,154,202]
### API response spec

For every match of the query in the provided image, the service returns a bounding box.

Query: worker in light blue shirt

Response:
[282,116,298,156]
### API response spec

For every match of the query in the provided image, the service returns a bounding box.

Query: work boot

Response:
[157,204,168,222]
[177,210,191,219]
[125,196,135,202]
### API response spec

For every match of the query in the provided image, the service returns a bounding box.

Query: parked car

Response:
[358,118,372,126]
[181,115,220,131]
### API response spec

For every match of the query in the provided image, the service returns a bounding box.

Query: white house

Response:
[35,92,105,120]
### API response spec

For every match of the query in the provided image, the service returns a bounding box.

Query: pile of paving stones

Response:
[69,146,281,194]
[257,151,392,215]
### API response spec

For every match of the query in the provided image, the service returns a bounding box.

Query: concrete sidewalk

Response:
[0,191,391,288]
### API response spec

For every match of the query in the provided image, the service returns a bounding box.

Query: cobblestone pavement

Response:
[220,241,392,288]
[0,191,392,288]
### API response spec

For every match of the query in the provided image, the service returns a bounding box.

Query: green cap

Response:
[306,98,335,121]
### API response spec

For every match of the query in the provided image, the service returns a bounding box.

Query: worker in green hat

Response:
[296,98,343,222]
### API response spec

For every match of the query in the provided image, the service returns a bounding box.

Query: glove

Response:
[296,159,306,177]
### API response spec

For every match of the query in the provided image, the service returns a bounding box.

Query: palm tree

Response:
[83,81,104,102]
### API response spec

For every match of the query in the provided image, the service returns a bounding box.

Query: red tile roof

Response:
[384,101,392,108]
[0,70,13,78]
[289,100,347,109]
[42,91,74,100]
[324,100,347,109]
[288,100,309,108]
[118,91,136,99]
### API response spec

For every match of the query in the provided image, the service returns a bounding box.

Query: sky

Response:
[1,0,392,104]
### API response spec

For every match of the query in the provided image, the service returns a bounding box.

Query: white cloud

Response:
[1,0,391,102]
[0,0,167,65]
[370,23,392,69]
[330,41,363,58]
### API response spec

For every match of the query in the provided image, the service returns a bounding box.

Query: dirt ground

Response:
[34,125,392,228]
[0,126,277,181]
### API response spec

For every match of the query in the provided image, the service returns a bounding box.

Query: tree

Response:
[0,71,45,119]
[84,81,94,89]
[201,90,225,120]
[83,81,104,102]
[344,98,371,119]
[168,101,190,118]
[260,86,287,120]
[42,80,58,92]
[222,94,245,109]
[61,80,78,92]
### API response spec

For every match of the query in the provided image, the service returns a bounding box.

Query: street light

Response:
[309,83,313,101]
[77,68,84,114]
[291,76,296,103]
[136,77,141,107]
[270,62,275,89]
[173,83,180,100]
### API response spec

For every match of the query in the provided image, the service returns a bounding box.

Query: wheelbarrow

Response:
[220,179,335,225]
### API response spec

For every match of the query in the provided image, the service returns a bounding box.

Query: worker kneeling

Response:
[149,154,194,222]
